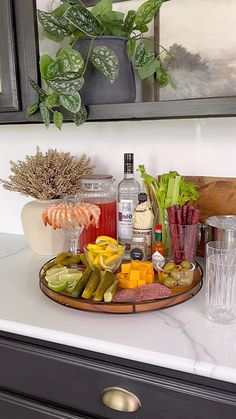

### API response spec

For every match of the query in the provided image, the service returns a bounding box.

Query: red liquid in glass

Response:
[79,200,117,251]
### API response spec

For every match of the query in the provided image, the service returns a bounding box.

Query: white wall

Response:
[0,117,235,234]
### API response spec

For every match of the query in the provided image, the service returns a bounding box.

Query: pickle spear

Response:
[104,280,119,302]
[82,268,101,300]
[71,267,92,298]
[93,270,115,302]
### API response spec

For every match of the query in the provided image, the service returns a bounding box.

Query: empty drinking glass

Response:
[206,253,236,324]
[206,241,236,259]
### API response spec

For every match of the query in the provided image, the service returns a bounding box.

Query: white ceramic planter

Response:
[21,199,67,256]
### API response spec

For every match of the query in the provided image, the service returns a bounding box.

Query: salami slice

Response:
[113,288,137,302]
[113,282,171,302]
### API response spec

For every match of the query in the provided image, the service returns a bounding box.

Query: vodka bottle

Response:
[118,153,140,259]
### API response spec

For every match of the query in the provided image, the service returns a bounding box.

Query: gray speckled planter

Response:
[74,36,136,105]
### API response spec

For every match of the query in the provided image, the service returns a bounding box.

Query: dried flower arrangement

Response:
[0,147,95,200]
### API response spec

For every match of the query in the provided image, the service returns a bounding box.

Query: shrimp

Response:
[42,201,101,231]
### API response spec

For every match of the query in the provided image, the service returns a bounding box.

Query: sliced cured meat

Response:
[113,288,137,302]
[135,283,171,301]
[113,282,171,302]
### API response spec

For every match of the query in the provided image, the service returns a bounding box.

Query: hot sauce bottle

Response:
[151,224,165,257]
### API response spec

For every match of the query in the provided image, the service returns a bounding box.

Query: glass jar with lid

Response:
[77,175,117,250]
[130,235,147,261]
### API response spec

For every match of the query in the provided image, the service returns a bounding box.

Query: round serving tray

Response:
[39,259,203,314]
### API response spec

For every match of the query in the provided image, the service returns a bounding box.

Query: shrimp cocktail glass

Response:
[42,196,101,255]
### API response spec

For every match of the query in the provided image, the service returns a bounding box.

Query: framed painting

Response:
[157,0,236,101]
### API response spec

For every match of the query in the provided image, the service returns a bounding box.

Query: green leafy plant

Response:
[27,0,174,129]
[138,165,199,247]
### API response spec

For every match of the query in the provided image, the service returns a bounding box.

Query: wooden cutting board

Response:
[185,176,236,222]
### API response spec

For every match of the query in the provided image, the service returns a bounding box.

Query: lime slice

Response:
[45,266,68,277]
[48,277,68,292]
[45,271,61,283]
[67,268,82,274]
[59,271,83,285]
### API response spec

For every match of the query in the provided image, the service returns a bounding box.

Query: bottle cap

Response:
[138,192,147,204]
[124,153,134,174]
[155,224,162,230]
[124,153,134,164]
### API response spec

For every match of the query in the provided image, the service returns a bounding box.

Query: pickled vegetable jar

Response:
[77,175,117,251]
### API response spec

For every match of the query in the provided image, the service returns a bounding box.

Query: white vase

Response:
[21,199,67,256]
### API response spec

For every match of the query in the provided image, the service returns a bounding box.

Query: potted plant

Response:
[0,147,94,255]
[27,0,174,129]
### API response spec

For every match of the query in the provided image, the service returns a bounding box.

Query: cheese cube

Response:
[146,272,154,283]
[119,279,128,289]
[121,263,131,274]
[129,270,140,281]
[141,261,154,273]
[139,268,148,281]
[138,278,146,286]
[126,279,138,288]
[130,260,142,270]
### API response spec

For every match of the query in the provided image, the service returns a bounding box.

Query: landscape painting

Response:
[159,0,236,100]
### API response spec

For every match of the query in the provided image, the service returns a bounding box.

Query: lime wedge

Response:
[59,272,83,285]
[45,271,61,283]
[48,277,68,292]
[45,266,68,277]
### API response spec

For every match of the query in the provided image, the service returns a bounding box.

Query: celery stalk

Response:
[138,165,199,252]
[170,175,181,206]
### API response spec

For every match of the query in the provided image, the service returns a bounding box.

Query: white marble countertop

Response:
[0,233,236,385]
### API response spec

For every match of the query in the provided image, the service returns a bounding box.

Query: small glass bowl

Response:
[83,242,125,273]
[156,259,196,288]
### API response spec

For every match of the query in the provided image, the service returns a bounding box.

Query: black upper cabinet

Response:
[0,0,19,112]
[0,0,236,125]
[0,0,39,123]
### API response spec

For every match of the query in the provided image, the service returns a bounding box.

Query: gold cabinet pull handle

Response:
[101,387,141,413]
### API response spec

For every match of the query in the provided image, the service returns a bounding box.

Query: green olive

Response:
[178,276,192,286]
[158,271,169,283]
[181,260,192,269]
[163,262,176,271]
[163,277,177,287]
[171,271,181,280]
[182,270,191,279]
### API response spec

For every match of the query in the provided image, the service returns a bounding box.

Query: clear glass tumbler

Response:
[206,241,236,259]
[206,253,236,324]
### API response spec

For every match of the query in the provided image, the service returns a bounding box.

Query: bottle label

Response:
[118,199,134,239]
[130,247,144,261]
[152,251,165,270]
